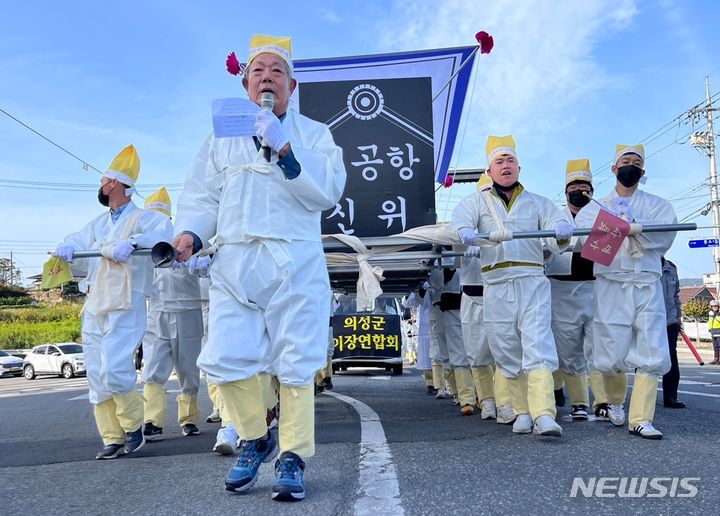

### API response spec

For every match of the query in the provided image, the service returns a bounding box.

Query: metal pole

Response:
[706,76,720,298]
[70,249,153,259]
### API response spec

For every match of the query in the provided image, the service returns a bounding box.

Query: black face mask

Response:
[616,164,643,188]
[98,186,110,207]
[567,190,591,208]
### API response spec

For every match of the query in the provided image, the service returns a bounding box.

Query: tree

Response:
[0,258,23,287]
[682,298,711,346]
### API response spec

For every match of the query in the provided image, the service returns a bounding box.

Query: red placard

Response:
[580,209,631,266]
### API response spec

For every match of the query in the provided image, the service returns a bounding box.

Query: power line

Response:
[0,106,103,174]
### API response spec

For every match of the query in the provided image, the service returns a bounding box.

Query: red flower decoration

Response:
[443,174,454,188]
[475,31,494,54]
[226,51,241,75]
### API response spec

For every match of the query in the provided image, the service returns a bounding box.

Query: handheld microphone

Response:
[260,92,274,162]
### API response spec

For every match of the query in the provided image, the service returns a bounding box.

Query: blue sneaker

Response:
[272,452,306,501]
[225,431,278,494]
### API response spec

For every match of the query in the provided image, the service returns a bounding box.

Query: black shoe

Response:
[96,443,125,460]
[426,385,438,395]
[143,422,164,441]
[124,428,145,454]
[554,388,566,408]
[594,403,610,421]
[322,377,334,390]
[314,384,324,396]
[663,400,686,409]
[182,423,200,436]
[570,404,589,420]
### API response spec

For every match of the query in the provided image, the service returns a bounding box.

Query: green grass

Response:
[0,303,83,348]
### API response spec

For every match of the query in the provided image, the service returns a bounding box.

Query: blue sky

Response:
[1,0,719,283]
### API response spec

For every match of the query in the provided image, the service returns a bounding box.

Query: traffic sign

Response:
[688,238,720,248]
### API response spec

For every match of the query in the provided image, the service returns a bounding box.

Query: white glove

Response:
[255,109,290,152]
[554,220,573,241]
[111,239,135,262]
[458,228,477,245]
[53,245,75,263]
[186,255,213,276]
[464,245,482,258]
[171,260,184,270]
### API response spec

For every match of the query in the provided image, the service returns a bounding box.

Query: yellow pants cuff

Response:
[431,364,445,390]
[604,372,628,404]
[589,371,609,409]
[453,367,476,407]
[553,370,565,390]
[471,366,495,401]
[207,381,224,420]
[279,384,315,458]
[527,368,556,419]
[507,374,529,415]
[143,383,167,427]
[444,368,457,396]
[628,374,658,427]
[423,370,434,386]
[113,389,143,433]
[177,393,199,426]
[565,373,589,407]
[94,399,124,445]
[218,376,268,441]
[493,368,512,407]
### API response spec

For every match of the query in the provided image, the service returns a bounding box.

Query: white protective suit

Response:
[141,266,204,425]
[174,109,346,387]
[62,201,173,404]
[405,289,432,371]
[452,186,568,378]
[545,207,595,375]
[574,189,675,377]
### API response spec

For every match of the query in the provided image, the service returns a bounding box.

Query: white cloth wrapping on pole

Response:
[324,234,384,311]
[175,109,346,387]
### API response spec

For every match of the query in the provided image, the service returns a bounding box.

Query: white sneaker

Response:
[478,398,497,420]
[435,387,450,400]
[533,415,563,437]
[213,423,239,455]
[205,409,221,423]
[629,421,663,440]
[496,404,516,424]
[608,404,626,427]
[512,414,533,434]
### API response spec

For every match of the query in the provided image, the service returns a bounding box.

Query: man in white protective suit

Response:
[453,135,572,437]
[140,188,208,442]
[429,265,461,404]
[544,160,597,421]
[575,144,676,439]
[171,34,346,501]
[54,145,173,459]
[458,173,497,420]
[404,284,435,394]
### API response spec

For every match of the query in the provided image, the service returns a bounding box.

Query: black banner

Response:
[332,313,402,359]
[299,77,435,237]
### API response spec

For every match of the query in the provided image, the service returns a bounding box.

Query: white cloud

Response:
[375,0,640,153]
[318,8,342,24]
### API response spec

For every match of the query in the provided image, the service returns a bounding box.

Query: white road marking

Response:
[369,376,392,381]
[324,391,404,516]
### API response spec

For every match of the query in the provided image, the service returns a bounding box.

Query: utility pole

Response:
[690,76,720,297]
[9,251,13,286]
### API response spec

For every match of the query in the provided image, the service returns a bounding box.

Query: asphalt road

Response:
[1,346,719,515]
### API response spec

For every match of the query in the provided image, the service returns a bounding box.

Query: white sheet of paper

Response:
[212,98,260,138]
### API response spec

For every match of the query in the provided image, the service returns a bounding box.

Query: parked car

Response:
[23,343,86,380]
[0,350,24,377]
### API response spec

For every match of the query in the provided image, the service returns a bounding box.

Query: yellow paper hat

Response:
[486,135,517,164]
[144,187,172,217]
[614,144,645,164]
[248,34,293,73]
[477,172,493,191]
[565,158,592,185]
[104,144,140,187]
